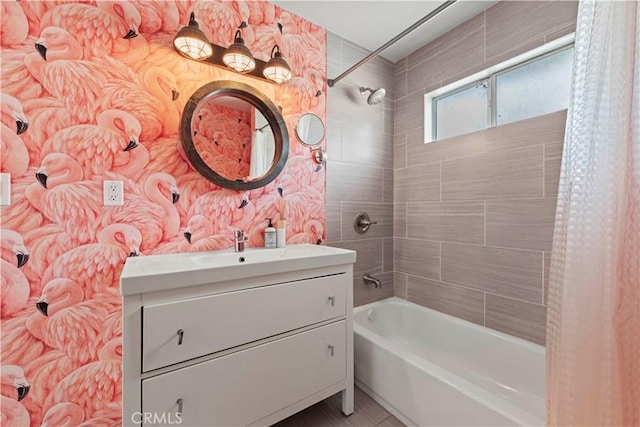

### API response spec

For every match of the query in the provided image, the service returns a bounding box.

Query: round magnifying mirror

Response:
[295,113,325,147]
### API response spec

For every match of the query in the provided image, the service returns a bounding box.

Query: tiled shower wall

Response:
[393,1,579,345]
[325,32,395,307]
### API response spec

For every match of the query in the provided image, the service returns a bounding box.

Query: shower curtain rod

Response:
[327,0,457,87]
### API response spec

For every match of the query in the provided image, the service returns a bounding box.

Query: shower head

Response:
[359,87,386,105]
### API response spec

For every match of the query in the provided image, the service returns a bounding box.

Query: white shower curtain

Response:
[546,1,639,426]
[250,130,268,179]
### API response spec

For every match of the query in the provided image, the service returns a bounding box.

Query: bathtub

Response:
[353,298,545,426]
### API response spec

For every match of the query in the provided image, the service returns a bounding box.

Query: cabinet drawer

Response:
[142,320,346,427]
[142,274,347,371]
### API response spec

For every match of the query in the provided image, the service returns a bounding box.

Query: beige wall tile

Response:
[341,40,395,95]
[408,129,486,166]
[355,271,394,307]
[484,110,567,152]
[384,238,394,272]
[326,118,342,162]
[441,145,543,200]
[407,201,485,245]
[442,243,543,303]
[395,164,441,202]
[330,239,383,279]
[485,294,547,345]
[544,142,563,198]
[394,92,424,135]
[395,238,440,280]
[342,202,393,241]
[384,100,394,133]
[486,198,557,251]
[407,14,485,94]
[394,142,407,169]
[544,251,551,305]
[486,1,578,64]
[394,203,407,238]
[327,161,383,202]
[406,126,424,147]
[383,168,394,203]
[394,272,408,299]
[394,66,407,101]
[326,202,341,243]
[407,275,485,325]
[342,124,392,169]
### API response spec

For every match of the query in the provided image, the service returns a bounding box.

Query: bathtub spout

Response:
[363,274,382,288]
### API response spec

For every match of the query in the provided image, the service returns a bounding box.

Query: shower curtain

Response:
[250,130,268,179]
[546,1,639,426]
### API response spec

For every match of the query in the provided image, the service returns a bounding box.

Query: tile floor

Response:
[274,386,405,427]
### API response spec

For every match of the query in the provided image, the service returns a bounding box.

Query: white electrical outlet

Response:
[103,180,124,206]
[0,173,11,206]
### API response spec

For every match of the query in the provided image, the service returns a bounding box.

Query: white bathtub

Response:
[354,298,545,426]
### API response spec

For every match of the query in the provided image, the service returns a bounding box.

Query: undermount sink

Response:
[120,244,357,296]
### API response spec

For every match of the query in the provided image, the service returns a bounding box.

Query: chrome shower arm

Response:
[327,0,457,88]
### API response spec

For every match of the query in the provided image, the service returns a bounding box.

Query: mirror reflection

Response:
[191,95,276,182]
[296,113,325,147]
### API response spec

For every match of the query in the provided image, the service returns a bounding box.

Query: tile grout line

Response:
[400,270,543,307]
[541,253,545,305]
[439,241,442,281]
[542,143,546,197]
[484,199,487,246]
[483,292,487,326]
[439,161,442,201]
[483,11,487,63]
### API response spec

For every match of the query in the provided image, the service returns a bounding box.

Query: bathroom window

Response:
[434,80,489,141]
[495,47,573,126]
[425,35,574,142]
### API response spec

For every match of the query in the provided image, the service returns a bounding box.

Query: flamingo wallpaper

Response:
[192,102,253,181]
[0,1,327,425]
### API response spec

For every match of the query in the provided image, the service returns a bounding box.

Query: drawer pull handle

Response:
[328,344,335,356]
[176,398,183,416]
[177,329,184,345]
[328,296,335,306]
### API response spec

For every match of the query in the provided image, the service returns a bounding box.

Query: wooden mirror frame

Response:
[180,80,289,191]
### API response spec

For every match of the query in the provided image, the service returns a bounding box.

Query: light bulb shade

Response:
[263,45,292,84]
[173,13,212,60]
[223,31,256,73]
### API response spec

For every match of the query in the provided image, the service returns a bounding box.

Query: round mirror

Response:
[181,81,289,191]
[295,113,325,147]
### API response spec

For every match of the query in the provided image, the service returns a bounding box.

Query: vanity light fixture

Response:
[222,28,256,73]
[263,45,292,84]
[173,15,292,84]
[173,13,213,60]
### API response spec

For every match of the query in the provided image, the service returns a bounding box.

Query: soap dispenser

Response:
[264,218,277,249]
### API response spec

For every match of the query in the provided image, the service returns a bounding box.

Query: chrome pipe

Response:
[327,0,457,87]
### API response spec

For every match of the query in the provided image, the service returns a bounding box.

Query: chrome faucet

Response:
[234,230,247,252]
[363,274,382,288]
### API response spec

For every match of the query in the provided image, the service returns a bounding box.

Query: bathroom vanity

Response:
[120,244,356,426]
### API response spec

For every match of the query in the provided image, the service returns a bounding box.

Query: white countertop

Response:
[120,244,356,296]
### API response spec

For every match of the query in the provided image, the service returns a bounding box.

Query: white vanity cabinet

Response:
[121,244,356,427]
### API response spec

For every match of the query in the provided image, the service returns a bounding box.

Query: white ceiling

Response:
[272,1,497,63]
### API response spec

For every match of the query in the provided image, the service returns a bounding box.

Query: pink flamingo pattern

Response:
[0,1,326,425]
